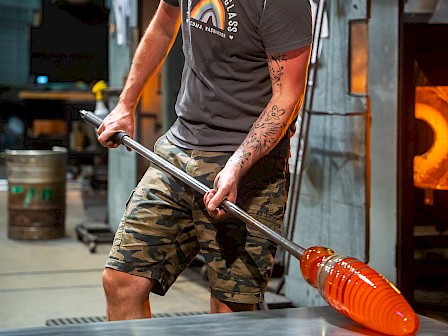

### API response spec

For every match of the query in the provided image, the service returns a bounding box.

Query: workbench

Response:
[18,90,96,102]
[0,306,445,335]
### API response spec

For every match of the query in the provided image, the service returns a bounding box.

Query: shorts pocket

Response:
[153,134,167,154]
[238,156,288,228]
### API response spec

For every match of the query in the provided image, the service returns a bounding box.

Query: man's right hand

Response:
[96,103,135,149]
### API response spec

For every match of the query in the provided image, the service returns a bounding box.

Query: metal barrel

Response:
[6,148,67,240]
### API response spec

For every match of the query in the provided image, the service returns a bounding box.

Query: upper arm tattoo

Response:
[268,53,287,86]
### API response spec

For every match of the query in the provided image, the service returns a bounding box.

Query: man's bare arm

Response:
[97,2,181,147]
[204,44,311,217]
[119,2,181,110]
[229,45,311,176]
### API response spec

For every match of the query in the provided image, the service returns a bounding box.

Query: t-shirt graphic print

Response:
[187,0,238,40]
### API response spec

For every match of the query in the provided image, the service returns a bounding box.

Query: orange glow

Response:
[300,246,420,336]
[350,21,368,95]
[300,245,335,287]
[414,87,448,190]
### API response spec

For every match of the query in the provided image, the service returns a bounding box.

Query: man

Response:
[97,0,311,320]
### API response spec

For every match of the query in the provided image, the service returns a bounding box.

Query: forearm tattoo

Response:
[231,104,287,168]
[231,53,289,168]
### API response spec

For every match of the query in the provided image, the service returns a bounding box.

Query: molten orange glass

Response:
[300,246,420,336]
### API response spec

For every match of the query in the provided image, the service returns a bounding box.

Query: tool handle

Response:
[80,109,103,128]
[80,110,306,259]
[79,110,128,144]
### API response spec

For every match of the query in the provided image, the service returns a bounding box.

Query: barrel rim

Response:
[5,148,68,156]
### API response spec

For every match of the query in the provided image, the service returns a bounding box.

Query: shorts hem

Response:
[105,259,169,296]
[209,286,265,305]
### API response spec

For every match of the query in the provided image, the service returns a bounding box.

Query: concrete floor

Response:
[0,180,212,330]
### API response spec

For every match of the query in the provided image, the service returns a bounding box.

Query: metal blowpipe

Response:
[80,110,420,335]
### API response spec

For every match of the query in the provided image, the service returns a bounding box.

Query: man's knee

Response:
[102,268,119,296]
[102,268,152,302]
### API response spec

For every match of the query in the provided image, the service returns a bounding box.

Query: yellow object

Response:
[91,80,109,121]
[92,80,108,101]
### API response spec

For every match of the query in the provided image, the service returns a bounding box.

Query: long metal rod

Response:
[80,110,306,260]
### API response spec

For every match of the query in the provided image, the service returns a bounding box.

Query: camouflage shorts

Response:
[106,134,290,304]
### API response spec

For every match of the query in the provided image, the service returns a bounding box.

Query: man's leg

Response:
[103,136,202,321]
[192,151,289,315]
[209,296,256,313]
[102,268,155,320]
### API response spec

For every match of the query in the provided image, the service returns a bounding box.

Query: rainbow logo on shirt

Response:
[191,0,226,31]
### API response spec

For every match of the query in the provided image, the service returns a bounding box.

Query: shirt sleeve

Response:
[163,0,179,7]
[260,0,312,54]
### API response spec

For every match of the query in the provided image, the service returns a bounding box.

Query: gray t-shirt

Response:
[163,0,312,152]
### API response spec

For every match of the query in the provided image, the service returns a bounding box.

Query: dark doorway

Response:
[399,20,448,322]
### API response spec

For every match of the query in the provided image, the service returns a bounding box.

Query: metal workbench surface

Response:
[0,306,446,336]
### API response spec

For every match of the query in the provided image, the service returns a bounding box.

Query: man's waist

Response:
[166,123,291,158]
